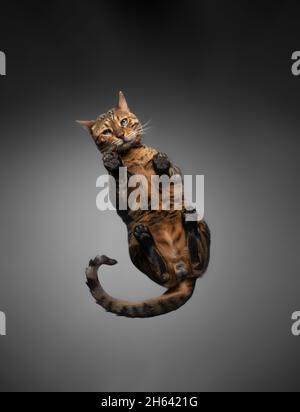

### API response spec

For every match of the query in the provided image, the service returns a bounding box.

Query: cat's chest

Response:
[122,147,157,176]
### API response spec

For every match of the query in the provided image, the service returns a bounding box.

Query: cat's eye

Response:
[120,118,128,127]
[102,129,112,135]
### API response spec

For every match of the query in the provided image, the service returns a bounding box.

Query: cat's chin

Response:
[116,139,142,154]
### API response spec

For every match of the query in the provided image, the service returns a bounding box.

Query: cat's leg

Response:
[103,151,123,176]
[197,219,211,274]
[183,208,204,275]
[153,152,183,179]
[103,151,132,224]
[153,152,171,176]
[133,224,170,284]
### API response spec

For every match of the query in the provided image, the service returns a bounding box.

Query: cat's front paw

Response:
[153,152,171,176]
[103,151,122,173]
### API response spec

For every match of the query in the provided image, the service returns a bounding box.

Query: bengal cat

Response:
[78,92,210,318]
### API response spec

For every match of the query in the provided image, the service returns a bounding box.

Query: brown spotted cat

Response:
[78,92,210,318]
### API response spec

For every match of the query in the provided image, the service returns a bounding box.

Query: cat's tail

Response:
[85,255,196,318]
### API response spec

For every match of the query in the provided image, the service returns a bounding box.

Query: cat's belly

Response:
[151,213,192,280]
[128,210,192,284]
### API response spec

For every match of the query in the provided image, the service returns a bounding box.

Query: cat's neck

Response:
[121,145,157,168]
[120,144,146,159]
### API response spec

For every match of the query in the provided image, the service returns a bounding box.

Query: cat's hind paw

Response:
[134,224,153,243]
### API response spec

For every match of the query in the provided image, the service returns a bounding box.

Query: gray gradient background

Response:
[0,1,299,392]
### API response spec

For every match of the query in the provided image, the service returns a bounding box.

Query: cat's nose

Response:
[116,129,125,139]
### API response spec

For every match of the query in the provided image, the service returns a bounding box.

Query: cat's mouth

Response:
[115,134,142,153]
[115,136,133,146]
[116,132,141,145]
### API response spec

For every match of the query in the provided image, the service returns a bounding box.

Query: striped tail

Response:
[85,255,196,318]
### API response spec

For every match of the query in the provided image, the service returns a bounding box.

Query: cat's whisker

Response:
[136,125,151,133]
[127,131,138,138]
[139,126,149,132]
[141,126,151,132]
[141,119,152,128]
[138,128,151,135]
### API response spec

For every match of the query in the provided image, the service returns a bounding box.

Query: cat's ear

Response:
[76,120,95,131]
[117,91,130,112]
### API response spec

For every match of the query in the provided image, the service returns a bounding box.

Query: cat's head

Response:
[78,92,143,154]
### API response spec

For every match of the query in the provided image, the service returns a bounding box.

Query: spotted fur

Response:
[78,92,210,318]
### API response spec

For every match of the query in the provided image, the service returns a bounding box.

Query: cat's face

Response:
[78,92,143,154]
